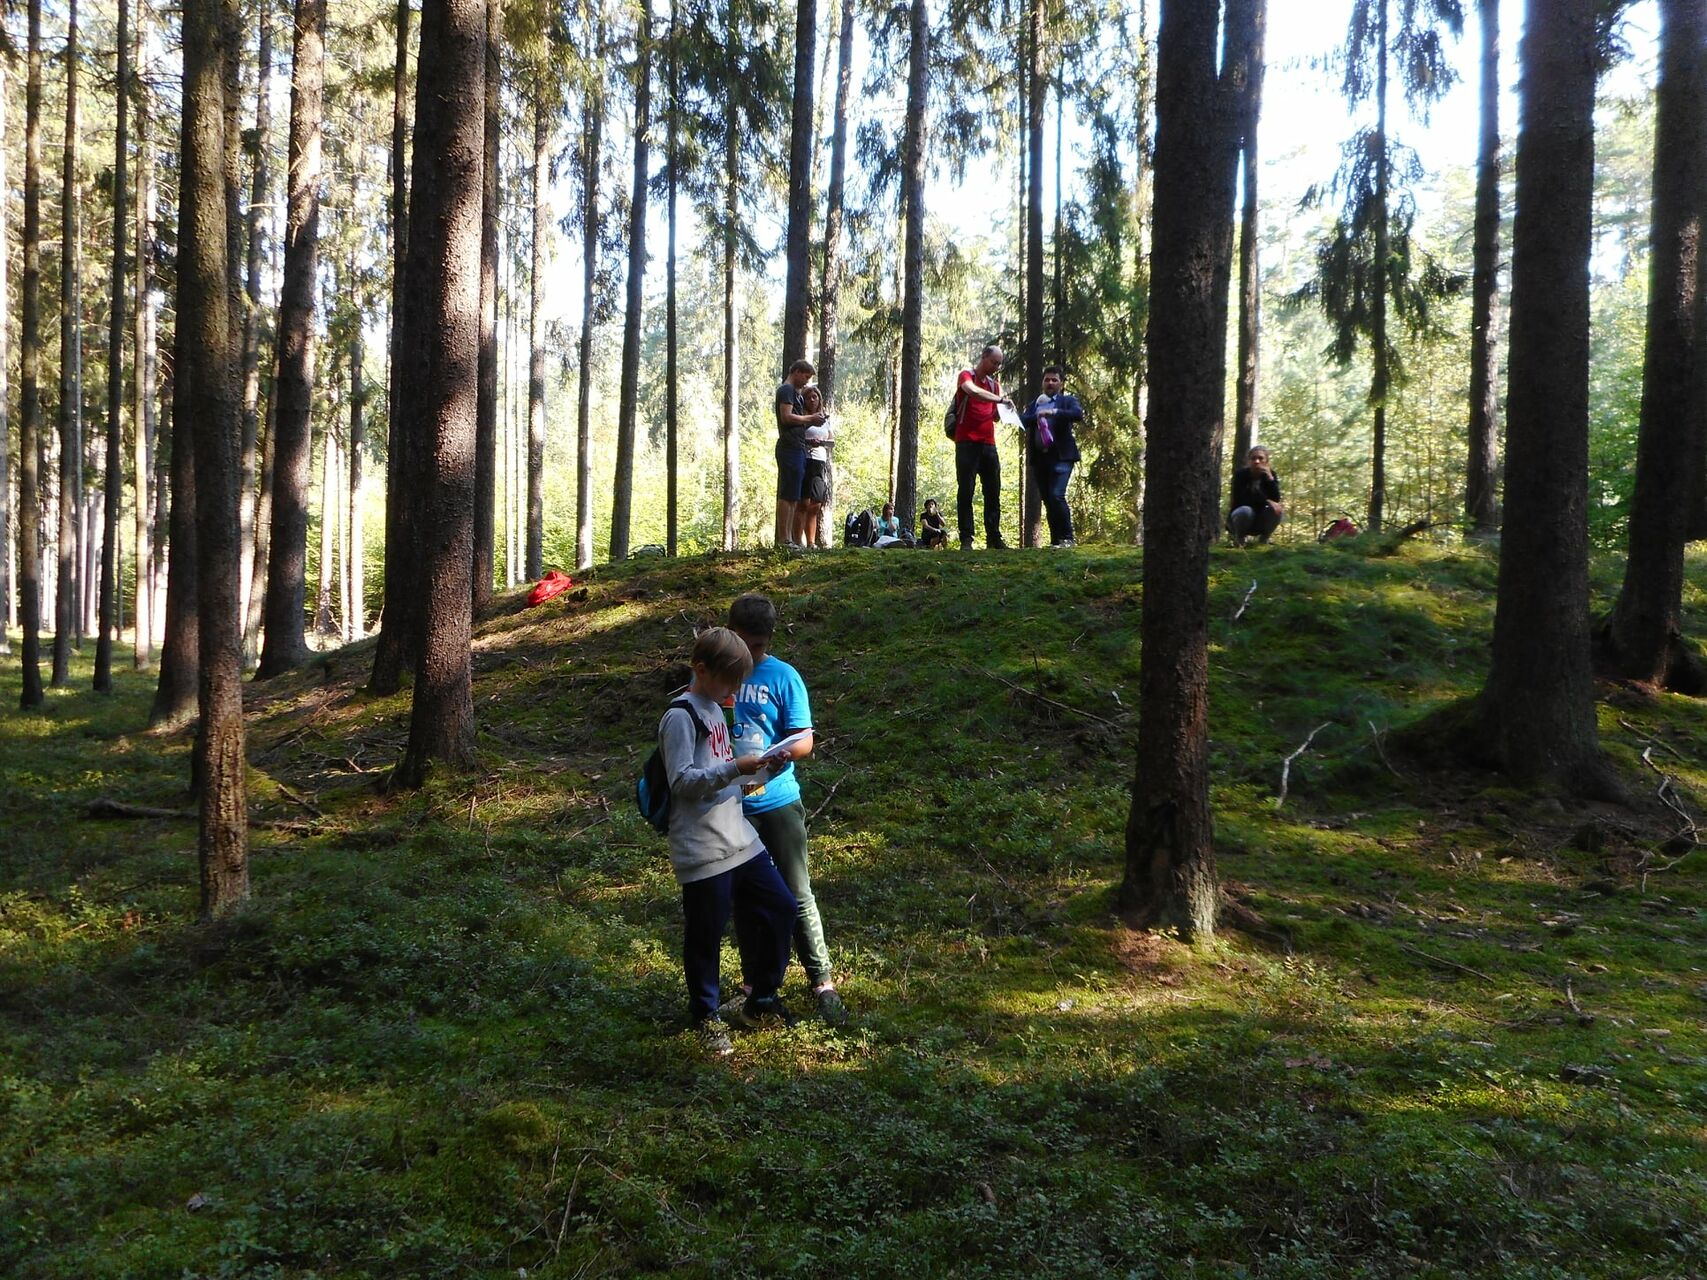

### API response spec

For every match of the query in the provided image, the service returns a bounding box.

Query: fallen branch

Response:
[807,775,845,825]
[87,797,317,835]
[1274,723,1332,808]
[1561,977,1595,1026]
[1398,941,1495,983]
[1368,720,1400,776]
[970,665,1124,731]
[1230,580,1258,624]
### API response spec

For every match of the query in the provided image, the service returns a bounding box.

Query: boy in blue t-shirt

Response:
[725,594,847,1024]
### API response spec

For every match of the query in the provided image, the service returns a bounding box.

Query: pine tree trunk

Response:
[1022,0,1044,548]
[393,0,487,789]
[21,0,46,712]
[1465,0,1501,537]
[97,0,131,692]
[473,0,500,608]
[133,4,156,671]
[257,0,325,678]
[1231,0,1266,470]
[371,0,413,694]
[1600,0,1707,694]
[347,317,365,639]
[665,0,679,555]
[1119,0,1241,939]
[894,0,927,530]
[611,16,651,562]
[54,0,83,687]
[527,95,548,578]
[1368,0,1390,534]
[1475,0,1618,796]
[780,0,815,368]
[181,0,249,917]
[813,0,853,547]
[244,361,276,658]
[721,80,739,551]
[315,425,336,634]
[576,37,602,570]
[0,57,12,662]
[238,4,272,634]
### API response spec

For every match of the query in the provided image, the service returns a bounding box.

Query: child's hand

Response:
[735,754,767,776]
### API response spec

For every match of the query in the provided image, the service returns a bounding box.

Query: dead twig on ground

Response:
[969,665,1124,731]
[807,775,845,825]
[1231,580,1258,624]
[1398,941,1495,983]
[86,797,317,835]
[1368,720,1400,776]
[1561,977,1595,1026]
[1274,723,1332,807]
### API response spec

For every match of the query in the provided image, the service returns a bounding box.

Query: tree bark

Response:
[244,359,276,659]
[1119,0,1241,938]
[473,0,501,608]
[348,293,366,640]
[1475,0,1617,796]
[780,0,816,369]
[238,3,273,635]
[315,424,337,634]
[894,0,927,530]
[257,0,325,678]
[97,0,131,693]
[181,0,249,918]
[393,0,487,789]
[665,0,679,555]
[1230,0,1266,469]
[527,94,548,578]
[813,0,853,547]
[721,62,739,551]
[133,3,157,671]
[54,0,83,687]
[576,25,603,570]
[611,15,651,561]
[151,364,201,729]
[1599,0,1707,694]
[1022,0,1044,548]
[1465,0,1501,537]
[0,57,8,661]
[1369,0,1390,533]
[18,1,45,707]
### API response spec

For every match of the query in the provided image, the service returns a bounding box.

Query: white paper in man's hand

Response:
[763,729,812,761]
[997,401,1024,430]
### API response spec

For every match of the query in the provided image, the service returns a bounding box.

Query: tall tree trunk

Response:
[97,0,132,692]
[18,3,45,707]
[347,317,365,638]
[244,357,276,657]
[1022,0,1045,548]
[1599,0,1707,693]
[0,57,12,661]
[1131,0,1153,543]
[315,423,337,633]
[576,26,603,570]
[1119,0,1241,938]
[393,0,487,789]
[611,12,651,562]
[54,0,83,686]
[371,0,413,693]
[1475,0,1618,796]
[181,0,249,917]
[151,363,200,728]
[257,0,325,678]
[1231,0,1266,469]
[894,0,927,530]
[780,0,816,368]
[133,4,156,671]
[527,94,548,578]
[473,0,501,608]
[721,73,739,551]
[1465,0,1501,537]
[238,3,272,634]
[1369,0,1390,533]
[665,0,679,555]
[813,0,853,548]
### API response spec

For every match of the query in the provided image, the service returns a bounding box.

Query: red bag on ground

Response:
[526,570,574,607]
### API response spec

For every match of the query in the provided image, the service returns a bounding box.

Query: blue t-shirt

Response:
[736,654,813,815]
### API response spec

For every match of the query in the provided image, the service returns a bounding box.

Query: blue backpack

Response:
[636,699,708,834]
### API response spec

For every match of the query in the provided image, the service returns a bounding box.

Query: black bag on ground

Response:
[843,509,875,547]
[636,699,708,834]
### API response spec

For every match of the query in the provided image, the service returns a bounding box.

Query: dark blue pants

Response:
[1035,459,1075,544]
[681,851,797,1024]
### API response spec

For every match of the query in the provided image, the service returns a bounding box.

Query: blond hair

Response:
[692,626,753,681]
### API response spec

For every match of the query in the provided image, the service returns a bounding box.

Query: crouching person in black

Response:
[1227,445,1284,546]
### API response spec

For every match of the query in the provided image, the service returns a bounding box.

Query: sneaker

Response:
[1053,538,1075,548]
[987,537,1012,550]
[697,1019,735,1057]
[732,994,797,1030]
[715,987,750,1020]
[813,986,849,1026]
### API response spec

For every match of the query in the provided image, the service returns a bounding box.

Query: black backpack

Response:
[636,699,708,834]
[944,387,964,439]
[843,508,875,547]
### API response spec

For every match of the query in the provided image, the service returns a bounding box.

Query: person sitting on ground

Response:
[919,498,949,549]
[1227,445,1285,546]
[874,502,901,540]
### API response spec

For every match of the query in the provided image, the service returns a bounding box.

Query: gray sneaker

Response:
[715,988,749,1020]
[731,995,797,1030]
[697,1019,735,1057]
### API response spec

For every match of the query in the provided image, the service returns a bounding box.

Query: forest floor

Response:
[3,540,1705,1279]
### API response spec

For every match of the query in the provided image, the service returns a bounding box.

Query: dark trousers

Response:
[1034,459,1075,544]
[955,440,1003,547]
[680,850,796,1024]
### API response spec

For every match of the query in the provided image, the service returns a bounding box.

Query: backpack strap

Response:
[665,698,710,741]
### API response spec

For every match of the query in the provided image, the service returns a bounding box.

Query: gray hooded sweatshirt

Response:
[658,691,763,884]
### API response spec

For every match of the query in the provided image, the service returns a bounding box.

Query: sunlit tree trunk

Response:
[21,0,50,708]
[665,0,679,555]
[96,0,132,693]
[1230,0,1266,469]
[721,66,739,551]
[611,11,651,562]
[393,0,487,788]
[238,3,273,635]
[347,315,365,639]
[576,17,603,570]
[1022,0,1044,547]
[0,58,12,663]
[527,94,547,578]
[1120,0,1241,938]
[1465,0,1501,537]
[133,2,157,672]
[1369,0,1390,533]
[54,0,83,686]
[893,0,926,530]
[473,0,501,608]
[813,0,853,547]
[780,0,815,367]
[315,424,337,634]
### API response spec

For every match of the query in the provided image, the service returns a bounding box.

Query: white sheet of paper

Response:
[763,729,812,760]
[997,401,1024,430]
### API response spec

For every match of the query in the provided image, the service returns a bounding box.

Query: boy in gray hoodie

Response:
[659,627,799,1055]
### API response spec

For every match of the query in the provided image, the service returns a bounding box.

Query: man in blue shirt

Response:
[725,593,847,1024]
